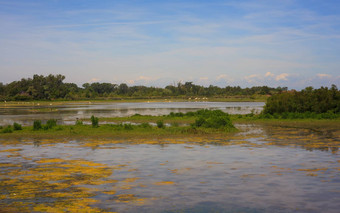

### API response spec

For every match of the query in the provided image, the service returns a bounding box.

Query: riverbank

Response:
[1,117,339,141]
[0,124,239,140]
[0,96,267,107]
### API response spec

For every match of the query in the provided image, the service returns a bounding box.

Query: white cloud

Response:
[265,72,274,77]
[244,74,260,83]
[88,78,101,83]
[275,73,289,81]
[316,73,332,78]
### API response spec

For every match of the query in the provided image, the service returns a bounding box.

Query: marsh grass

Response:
[13,122,22,130]
[0,123,238,139]
[2,125,13,133]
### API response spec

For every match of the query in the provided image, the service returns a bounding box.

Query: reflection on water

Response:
[0,102,264,126]
[0,124,339,213]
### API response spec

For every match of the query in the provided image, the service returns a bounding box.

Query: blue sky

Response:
[0,0,339,89]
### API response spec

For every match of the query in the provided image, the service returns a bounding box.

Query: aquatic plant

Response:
[157,120,164,128]
[33,120,42,130]
[91,115,99,128]
[45,119,57,130]
[13,122,22,130]
[2,125,13,133]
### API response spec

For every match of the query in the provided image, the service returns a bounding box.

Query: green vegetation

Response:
[0,110,237,139]
[2,125,13,133]
[33,120,42,130]
[156,120,164,128]
[75,119,83,125]
[263,85,340,115]
[0,74,285,101]
[13,122,22,130]
[45,119,57,129]
[91,115,99,128]
[191,109,235,131]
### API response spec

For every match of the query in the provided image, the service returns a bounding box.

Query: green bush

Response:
[191,110,235,130]
[156,120,164,128]
[2,125,13,133]
[91,115,99,128]
[33,120,42,130]
[46,119,57,129]
[13,122,22,130]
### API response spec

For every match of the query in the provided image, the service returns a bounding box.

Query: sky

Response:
[0,0,339,89]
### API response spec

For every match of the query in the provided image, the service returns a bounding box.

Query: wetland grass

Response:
[0,110,238,139]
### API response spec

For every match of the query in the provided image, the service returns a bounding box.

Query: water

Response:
[0,124,339,212]
[0,102,264,126]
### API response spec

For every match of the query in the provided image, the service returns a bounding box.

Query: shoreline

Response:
[1,119,339,140]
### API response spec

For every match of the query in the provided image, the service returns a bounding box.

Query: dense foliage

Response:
[0,74,286,101]
[263,85,340,115]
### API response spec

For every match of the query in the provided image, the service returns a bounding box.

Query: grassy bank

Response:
[0,124,238,140]
[1,108,339,139]
[0,110,237,139]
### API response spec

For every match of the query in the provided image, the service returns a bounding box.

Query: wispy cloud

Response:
[0,0,339,89]
[275,73,289,81]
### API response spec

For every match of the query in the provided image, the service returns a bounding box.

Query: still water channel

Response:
[0,102,339,212]
[0,101,264,126]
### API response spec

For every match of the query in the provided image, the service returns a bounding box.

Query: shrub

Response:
[156,120,164,128]
[13,122,22,130]
[91,115,99,128]
[33,120,42,130]
[46,119,57,129]
[2,125,13,133]
[191,110,235,130]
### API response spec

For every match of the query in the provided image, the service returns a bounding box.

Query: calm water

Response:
[0,102,264,126]
[0,124,339,212]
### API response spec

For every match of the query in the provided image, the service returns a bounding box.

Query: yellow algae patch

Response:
[115,194,146,204]
[119,184,134,190]
[103,190,116,195]
[169,168,192,175]
[0,156,115,212]
[0,148,22,152]
[33,198,101,213]
[121,177,140,183]
[170,169,178,174]
[296,168,328,172]
[36,158,65,164]
[154,181,175,185]
[0,163,22,167]
[270,166,291,171]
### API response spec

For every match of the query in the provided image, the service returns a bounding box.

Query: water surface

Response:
[0,102,264,126]
[0,124,339,212]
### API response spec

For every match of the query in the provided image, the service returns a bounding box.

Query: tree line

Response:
[263,85,340,114]
[0,74,288,101]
